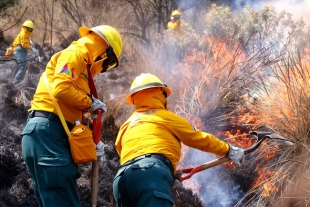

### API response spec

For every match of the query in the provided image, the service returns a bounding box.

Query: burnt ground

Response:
[0,44,204,207]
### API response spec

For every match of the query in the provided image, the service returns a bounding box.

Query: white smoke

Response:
[233,0,310,25]
[180,148,245,207]
[176,1,310,206]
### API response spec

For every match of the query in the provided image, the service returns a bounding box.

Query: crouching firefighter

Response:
[112,73,245,207]
[21,25,123,207]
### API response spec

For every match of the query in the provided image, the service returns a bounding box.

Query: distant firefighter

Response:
[167,9,183,30]
[12,20,36,85]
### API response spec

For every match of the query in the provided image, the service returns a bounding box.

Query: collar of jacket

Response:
[132,88,167,111]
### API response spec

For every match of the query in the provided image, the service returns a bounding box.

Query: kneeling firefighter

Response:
[21,25,123,207]
[113,73,245,207]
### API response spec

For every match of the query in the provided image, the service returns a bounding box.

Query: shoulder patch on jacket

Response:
[59,64,76,78]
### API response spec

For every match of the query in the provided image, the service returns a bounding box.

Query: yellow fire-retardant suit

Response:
[167,9,183,31]
[115,87,229,170]
[29,26,122,123]
[22,25,122,207]
[12,20,34,85]
[13,26,33,50]
[113,73,245,207]
[29,41,98,123]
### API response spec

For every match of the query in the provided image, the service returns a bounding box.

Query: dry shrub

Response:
[204,4,237,40]
[135,4,310,206]
[239,51,310,206]
[1,1,310,206]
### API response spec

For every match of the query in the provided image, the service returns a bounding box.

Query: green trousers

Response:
[21,112,81,207]
[113,157,175,207]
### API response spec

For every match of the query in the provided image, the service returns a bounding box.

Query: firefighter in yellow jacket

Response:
[167,9,182,31]
[113,73,245,207]
[12,20,36,85]
[21,25,122,207]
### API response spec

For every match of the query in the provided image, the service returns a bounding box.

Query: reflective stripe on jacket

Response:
[115,88,229,172]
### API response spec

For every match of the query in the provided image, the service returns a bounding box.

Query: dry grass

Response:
[2,1,310,206]
[13,87,36,107]
[137,4,310,206]
[239,52,310,206]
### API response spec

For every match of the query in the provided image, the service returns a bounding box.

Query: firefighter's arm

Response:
[51,50,93,109]
[169,113,229,156]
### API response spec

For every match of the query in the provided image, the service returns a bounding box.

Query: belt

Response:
[131,154,174,175]
[31,110,74,130]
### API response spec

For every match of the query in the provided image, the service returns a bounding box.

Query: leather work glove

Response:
[96,141,105,157]
[228,145,245,166]
[88,94,107,119]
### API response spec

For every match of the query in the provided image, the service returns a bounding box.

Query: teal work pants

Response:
[21,112,81,207]
[113,157,175,207]
[13,45,28,85]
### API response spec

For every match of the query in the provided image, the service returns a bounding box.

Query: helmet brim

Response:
[79,26,91,37]
[126,94,134,105]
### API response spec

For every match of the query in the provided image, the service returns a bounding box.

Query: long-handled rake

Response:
[175,131,294,182]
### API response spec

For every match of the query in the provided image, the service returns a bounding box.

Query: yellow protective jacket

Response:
[12,27,32,50]
[115,88,229,172]
[167,21,181,30]
[29,40,100,124]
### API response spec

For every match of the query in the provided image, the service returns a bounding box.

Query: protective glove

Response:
[228,145,245,166]
[96,141,105,157]
[88,94,107,119]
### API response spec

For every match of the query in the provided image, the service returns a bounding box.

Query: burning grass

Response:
[240,51,310,206]
[1,2,309,206]
[140,3,310,206]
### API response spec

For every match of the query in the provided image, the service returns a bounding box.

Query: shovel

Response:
[175,131,294,182]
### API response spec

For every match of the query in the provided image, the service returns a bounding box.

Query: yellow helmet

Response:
[79,25,123,66]
[126,73,171,104]
[23,20,34,29]
[171,9,182,19]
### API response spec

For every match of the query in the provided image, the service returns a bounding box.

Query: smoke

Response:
[159,0,310,206]
[181,149,245,207]
[232,0,310,25]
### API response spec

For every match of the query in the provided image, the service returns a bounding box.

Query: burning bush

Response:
[145,3,309,207]
[1,1,310,206]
